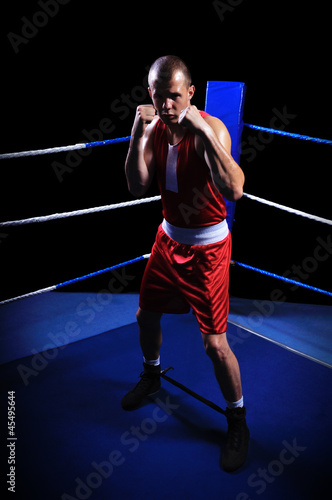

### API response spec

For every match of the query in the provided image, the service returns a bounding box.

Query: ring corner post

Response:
[204,81,247,232]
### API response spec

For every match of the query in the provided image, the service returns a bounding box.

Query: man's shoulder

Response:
[203,114,229,135]
[196,113,232,155]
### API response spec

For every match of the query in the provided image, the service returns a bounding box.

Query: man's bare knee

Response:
[202,332,231,363]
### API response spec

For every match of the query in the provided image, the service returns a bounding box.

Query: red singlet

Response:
[139,110,231,334]
[153,111,227,228]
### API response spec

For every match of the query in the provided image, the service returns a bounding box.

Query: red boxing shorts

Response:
[139,224,231,334]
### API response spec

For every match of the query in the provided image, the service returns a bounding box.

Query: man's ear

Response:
[188,85,195,101]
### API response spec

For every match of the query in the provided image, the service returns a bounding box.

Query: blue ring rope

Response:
[84,136,131,149]
[56,255,148,290]
[233,261,332,297]
[2,253,331,306]
[84,127,331,149]
[0,254,151,305]
[243,123,332,145]
[0,127,330,160]
[58,257,332,296]
[83,127,332,150]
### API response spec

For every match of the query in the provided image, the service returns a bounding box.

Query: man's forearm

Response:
[125,137,150,197]
[125,105,156,197]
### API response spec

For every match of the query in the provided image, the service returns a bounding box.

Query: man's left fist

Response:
[178,105,207,134]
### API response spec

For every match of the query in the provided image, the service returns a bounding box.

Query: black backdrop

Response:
[1,0,331,305]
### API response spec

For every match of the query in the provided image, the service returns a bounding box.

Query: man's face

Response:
[149,71,195,125]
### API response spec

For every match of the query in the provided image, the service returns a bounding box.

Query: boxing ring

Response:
[0,82,331,500]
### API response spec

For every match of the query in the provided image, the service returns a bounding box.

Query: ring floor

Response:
[0,292,331,499]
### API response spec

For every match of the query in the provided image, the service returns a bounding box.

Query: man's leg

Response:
[137,307,163,362]
[121,308,162,411]
[202,331,249,473]
[201,331,242,405]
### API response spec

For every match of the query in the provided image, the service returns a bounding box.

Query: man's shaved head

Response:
[148,55,192,89]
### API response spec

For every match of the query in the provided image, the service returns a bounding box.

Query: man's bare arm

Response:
[180,106,245,201]
[125,105,157,197]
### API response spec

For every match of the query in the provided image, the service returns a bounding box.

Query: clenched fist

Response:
[178,105,208,135]
[132,104,157,139]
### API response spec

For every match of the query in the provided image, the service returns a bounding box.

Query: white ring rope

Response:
[0,193,331,228]
[242,193,332,226]
[0,195,162,227]
[0,285,56,305]
[0,143,86,159]
[0,136,131,160]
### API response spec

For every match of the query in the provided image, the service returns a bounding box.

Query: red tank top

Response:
[153,110,227,228]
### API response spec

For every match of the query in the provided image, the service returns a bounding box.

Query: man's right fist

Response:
[132,105,157,138]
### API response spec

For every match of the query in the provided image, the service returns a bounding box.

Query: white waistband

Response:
[162,219,229,245]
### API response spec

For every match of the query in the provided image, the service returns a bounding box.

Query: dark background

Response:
[0,0,331,305]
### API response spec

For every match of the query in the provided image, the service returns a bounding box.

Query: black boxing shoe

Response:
[121,363,161,411]
[221,406,250,473]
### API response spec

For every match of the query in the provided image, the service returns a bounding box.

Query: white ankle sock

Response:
[143,356,160,367]
[226,396,244,409]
